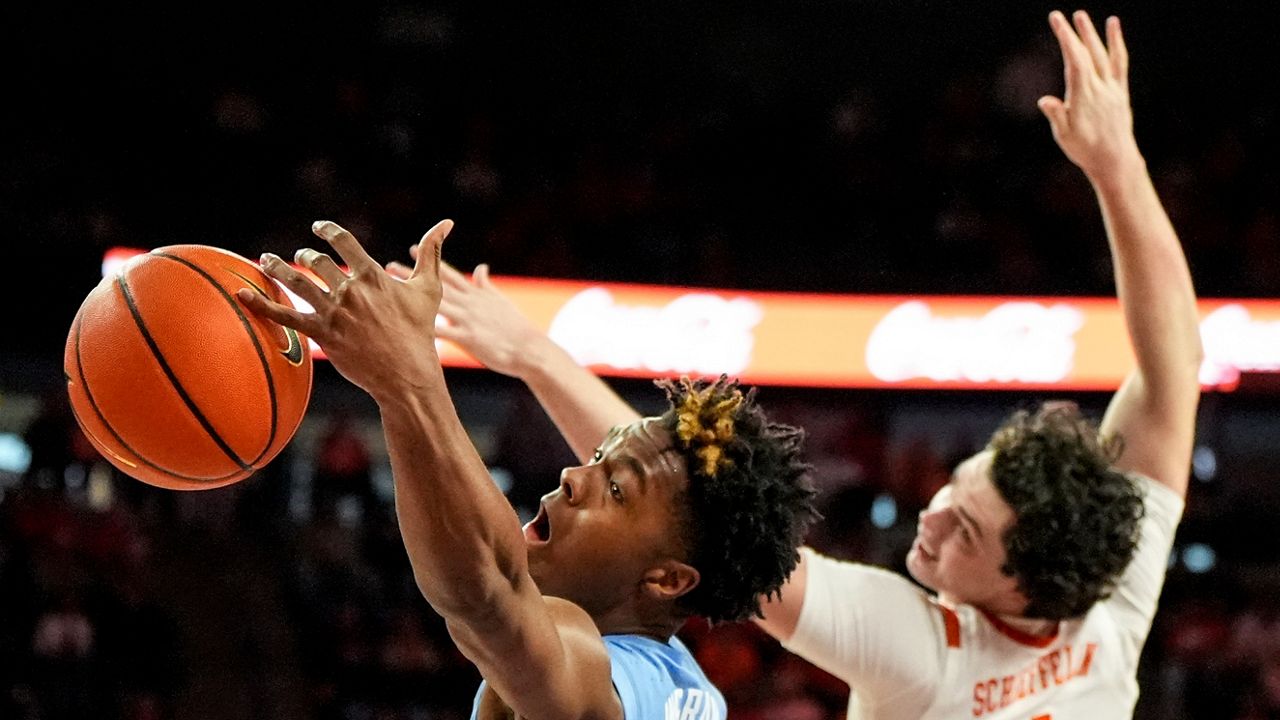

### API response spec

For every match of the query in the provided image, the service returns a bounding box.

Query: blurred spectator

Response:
[312,411,376,527]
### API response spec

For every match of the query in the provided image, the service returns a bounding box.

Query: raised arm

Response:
[242,221,619,720]
[388,254,640,463]
[1039,11,1202,497]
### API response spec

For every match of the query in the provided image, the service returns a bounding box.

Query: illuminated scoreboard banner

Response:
[104,248,1280,392]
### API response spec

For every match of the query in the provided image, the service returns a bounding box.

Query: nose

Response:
[919,506,957,535]
[559,467,585,506]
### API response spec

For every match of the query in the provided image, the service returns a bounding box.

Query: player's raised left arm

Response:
[1039,10,1202,497]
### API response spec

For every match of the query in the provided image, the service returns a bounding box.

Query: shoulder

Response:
[545,595,609,637]
[466,598,621,720]
[802,546,933,592]
[604,635,726,720]
[602,634,711,685]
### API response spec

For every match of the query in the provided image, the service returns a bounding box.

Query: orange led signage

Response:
[103,248,1280,391]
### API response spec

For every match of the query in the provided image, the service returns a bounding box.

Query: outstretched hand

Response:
[239,219,454,400]
[1038,10,1142,181]
[387,252,548,380]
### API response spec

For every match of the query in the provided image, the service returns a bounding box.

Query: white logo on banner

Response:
[866,301,1085,384]
[1198,304,1280,385]
[548,288,763,376]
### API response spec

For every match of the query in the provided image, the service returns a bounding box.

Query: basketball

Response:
[63,244,314,491]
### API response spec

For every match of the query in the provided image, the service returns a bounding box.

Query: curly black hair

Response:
[654,375,819,625]
[988,403,1146,620]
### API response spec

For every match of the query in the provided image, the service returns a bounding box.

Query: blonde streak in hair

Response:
[677,412,701,445]
[698,445,722,477]
[712,393,743,417]
[712,416,735,442]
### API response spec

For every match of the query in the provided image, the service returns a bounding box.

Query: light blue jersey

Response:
[470,634,726,719]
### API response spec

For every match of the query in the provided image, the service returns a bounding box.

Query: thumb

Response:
[1037,96,1068,132]
[473,263,491,288]
[412,219,455,280]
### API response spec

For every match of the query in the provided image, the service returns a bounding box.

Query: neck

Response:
[592,605,687,641]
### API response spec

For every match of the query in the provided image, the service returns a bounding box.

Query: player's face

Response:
[522,418,691,618]
[906,450,1028,615]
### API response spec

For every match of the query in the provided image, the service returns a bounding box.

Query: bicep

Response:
[1100,370,1198,499]
[778,550,943,705]
[446,586,619,720]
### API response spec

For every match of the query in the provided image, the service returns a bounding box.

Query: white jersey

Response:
[783,476,1183,720]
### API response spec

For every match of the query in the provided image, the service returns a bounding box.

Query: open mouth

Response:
[523,503,552,545]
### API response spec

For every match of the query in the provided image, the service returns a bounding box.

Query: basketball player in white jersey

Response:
[397,9,1201,718]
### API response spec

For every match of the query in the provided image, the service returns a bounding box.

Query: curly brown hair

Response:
[655,375,819,624]
[988,403,1146,620]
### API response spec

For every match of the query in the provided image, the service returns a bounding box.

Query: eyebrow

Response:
[614,454,649,495]
[954,504,984,541]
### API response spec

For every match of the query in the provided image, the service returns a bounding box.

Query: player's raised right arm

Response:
[245,221,620,720]
[389,255,641,462]
[1038,10,1202,497]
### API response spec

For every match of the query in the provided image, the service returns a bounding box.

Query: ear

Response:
[642,560,700,602]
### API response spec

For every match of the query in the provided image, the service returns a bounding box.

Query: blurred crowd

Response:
[2,393,188,720]
[4,380,1279,719]
[12,3,1280,359]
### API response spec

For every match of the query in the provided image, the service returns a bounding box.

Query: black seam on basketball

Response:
[72,305,244,484]
[118,268,255,472]
[227,269,306,366]
[153,252,282,467]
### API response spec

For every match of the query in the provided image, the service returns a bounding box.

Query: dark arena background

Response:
[4,2,1279,719]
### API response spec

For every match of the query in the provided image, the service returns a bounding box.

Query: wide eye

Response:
[609,481,623,502]
[592,448,604,463]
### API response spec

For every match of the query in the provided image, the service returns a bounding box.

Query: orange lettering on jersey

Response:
[970,642,1102,717]
[1000,676,1014,708]
[1015,666,1033,700]
[1077,642,1097,678]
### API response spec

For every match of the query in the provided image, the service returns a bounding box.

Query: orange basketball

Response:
[64,244,313,491]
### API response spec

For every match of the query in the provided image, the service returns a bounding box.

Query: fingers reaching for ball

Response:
[241,218,456,339]
[311,220,383,276]
[294,247,349,291]
[235,266,320,339]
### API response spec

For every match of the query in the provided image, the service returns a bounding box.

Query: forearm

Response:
[517,336,642,464]
[376,368,529,617]
[1093,153,1204,387]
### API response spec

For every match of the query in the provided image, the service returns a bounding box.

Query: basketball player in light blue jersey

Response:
[239,222,819,719]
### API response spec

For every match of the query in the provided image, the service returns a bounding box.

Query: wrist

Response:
[368,349,448,408]
[1086,146,1148,194]
[513,333,575,385]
